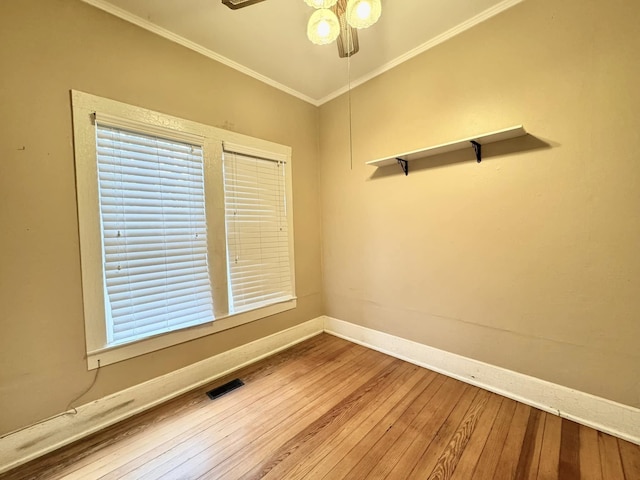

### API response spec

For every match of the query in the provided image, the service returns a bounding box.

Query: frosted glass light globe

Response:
[346,0,381,29]
[317,19,331,37]
[307,9,340,45]
[356,1,371,19]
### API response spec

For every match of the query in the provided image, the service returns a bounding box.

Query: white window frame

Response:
[72,90,296,369]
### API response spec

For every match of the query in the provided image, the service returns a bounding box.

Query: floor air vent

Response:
[206,378,244,400]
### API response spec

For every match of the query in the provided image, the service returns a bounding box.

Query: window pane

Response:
[223,152,293,313]
[96,125,214,345]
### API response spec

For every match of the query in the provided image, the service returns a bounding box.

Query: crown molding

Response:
[317,0,525,105]
[82,0,523,107]
[81,0,321,106]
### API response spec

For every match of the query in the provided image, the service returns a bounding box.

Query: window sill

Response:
[86,298,297,369]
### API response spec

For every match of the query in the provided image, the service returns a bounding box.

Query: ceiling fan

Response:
[222,0,380,58]
[221,0,266,9]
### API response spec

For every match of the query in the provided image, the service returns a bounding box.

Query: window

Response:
[97,123,214,345]
[223,146,293,313]
[72,91,295,368]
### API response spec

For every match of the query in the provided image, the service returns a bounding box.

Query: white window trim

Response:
[72,90,296,369]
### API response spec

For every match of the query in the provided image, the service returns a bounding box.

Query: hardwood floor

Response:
[1,334,638,479]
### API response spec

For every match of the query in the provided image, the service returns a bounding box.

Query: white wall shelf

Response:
[366,125,527,175]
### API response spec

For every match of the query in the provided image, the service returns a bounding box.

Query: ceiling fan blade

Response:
[222,0,267,9]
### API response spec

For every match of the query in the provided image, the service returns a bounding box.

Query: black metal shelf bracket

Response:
[470,140,482,163]
[397,158,409,176]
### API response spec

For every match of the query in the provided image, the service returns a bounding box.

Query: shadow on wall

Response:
[367,134,555,180]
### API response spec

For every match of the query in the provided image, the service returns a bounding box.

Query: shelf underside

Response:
[366,125,527,167]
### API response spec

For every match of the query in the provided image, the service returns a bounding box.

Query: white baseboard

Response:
[0,317,324,475]
[3,314,637,475]
[322,316,640,445]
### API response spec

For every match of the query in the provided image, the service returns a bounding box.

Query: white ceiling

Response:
[84,0,521,105]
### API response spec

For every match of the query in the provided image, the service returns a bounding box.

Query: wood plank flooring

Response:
[1,333,638,479]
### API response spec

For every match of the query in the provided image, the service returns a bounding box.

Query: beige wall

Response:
[320,0,640,408]
[0,0,322,435]
[1,0,638,439]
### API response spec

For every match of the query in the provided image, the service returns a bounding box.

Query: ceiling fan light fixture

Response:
[307,8,340,45]
[346,0,381,29]
[304,0,338,8]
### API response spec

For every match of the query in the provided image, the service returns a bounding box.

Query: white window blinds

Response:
[223,150,293,313]
[96,123,214,345]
